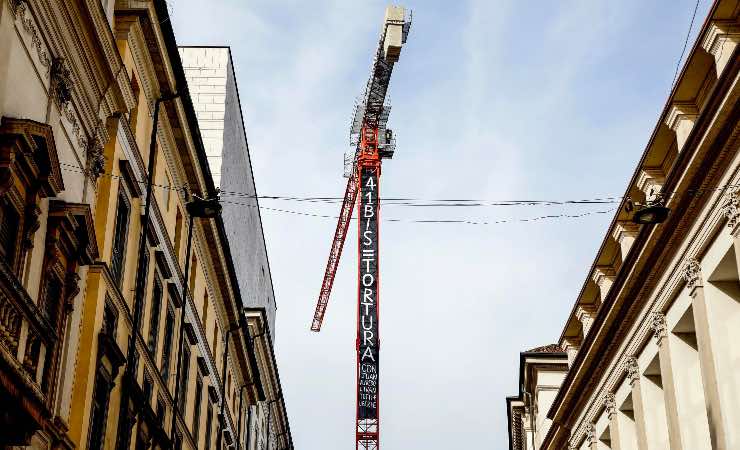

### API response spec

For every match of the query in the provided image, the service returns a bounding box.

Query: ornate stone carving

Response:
[651,312,667,345]
[682,258,702,291]
[585,423,596,445]
[723,188,740,231]
[86,139,106,180]
[625,357,639,386]
[604,393,616,419]
[12,1,51,70]
[51,58,73,107]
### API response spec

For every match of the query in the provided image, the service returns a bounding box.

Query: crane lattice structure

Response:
[310,6,412,450]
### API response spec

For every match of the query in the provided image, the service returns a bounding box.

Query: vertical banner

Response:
[357,165,379,422]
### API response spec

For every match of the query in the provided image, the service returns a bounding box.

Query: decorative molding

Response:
[723,188,740,232]
[665,101,699,131]
[11,1,51,71]
[650,312,667,345]
[50,58,74,107]
[604,393,616,419]
[625,357,639,386]
[611,221,639,243]
[681,258,702,292]
[585,423,596,445]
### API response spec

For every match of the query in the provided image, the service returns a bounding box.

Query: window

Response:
[156,397,166,423]
[129,73,140,132]
[143,373,153,404]
[189,254,197,297]
[205,401,214,449]
[174,208,183,259]
[0,199,19,267]
[164,173,172,210]
[111,190,130,286]
[202,293,209,330]
[161,306,174,382]
[86,371,112,450]
[148,277,163,356]
[177,346,190,413]
[102,299,118,338]
[213,324,220,365]
[41,276,63,325]
[133,248,149,327]
[193,375,203,443]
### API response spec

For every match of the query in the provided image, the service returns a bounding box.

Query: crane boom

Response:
[311,167,358,332]
[311,6,410,332]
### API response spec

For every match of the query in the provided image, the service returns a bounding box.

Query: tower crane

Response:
[309,5,411,450]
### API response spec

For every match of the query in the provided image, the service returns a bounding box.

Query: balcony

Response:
[0,258,56,445]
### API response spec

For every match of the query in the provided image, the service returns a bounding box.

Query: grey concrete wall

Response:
[220,54,277,333]
[180,47,276,333]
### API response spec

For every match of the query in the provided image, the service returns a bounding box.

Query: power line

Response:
[58,161,621,207]
[56,162,739,225]
[671,0,701,89]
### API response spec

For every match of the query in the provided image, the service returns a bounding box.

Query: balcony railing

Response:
[0,258,56,402]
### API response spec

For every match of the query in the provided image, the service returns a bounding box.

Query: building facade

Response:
[179,46,286,450]
[0,1,291,450]
[506,0,740,449]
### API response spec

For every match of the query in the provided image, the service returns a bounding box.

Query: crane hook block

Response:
[383,6,406,63]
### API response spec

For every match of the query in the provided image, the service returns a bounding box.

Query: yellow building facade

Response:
[0,1,290,449]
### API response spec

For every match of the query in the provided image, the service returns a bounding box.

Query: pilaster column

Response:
[612,221,640,257]
[593,266,616,300]
[665,102,699,152]
[684,259,729,450]
[636,168,666,202]
[625,357,651,450]
[605,394,623,450]
[585,423,597,450]
[576,304,598,337]
[650,312,684,450]
[701,20,740,76]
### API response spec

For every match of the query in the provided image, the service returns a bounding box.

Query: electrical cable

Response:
[671,0,701,89]
[56,162,738,226]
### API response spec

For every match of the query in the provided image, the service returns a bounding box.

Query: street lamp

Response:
[626,195,670,225]
[169,194,221,441]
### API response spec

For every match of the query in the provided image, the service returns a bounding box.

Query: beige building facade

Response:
[506,1,740,449]
[0,1,291,449]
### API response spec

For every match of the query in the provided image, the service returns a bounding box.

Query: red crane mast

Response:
[310,6,411,450]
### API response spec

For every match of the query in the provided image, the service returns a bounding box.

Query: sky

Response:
[171,1,711,448]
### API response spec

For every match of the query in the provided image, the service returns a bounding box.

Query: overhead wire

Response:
[671,0,702,89]
[55,162,739,226]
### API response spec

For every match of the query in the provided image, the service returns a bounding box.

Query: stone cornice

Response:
[701,19,740,57]
[665,101,699,131]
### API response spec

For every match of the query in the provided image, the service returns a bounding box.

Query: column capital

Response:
[650,312,667,345]
[681,258,702,293]
[604,393,616,419]
[723,188,740,234]
[625,357,639,386]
